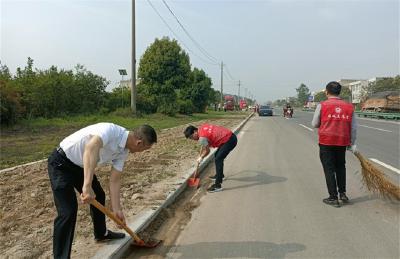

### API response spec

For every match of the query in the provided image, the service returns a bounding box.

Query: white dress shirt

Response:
[60,123,129,172]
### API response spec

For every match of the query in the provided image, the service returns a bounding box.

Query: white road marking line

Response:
[299,124,314,131]
[369,158,400,175]
[357,116,400,125]
[359,124,392,133]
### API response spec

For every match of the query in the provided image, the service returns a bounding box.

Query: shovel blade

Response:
[188,177,200,187]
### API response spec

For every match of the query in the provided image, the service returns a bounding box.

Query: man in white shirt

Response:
[47,123,157,258]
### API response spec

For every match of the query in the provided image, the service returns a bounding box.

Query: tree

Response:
[209,89,221,105]
[288,97,298,106]
[313,91,327,102]
[296,83,310,106]
[13,57,37,118]
[105,84,131,112]
[1,58,111,122]
[180,68,213,113]
[71,65,108,114]
[0,64,24,124]
[367,76,400,95]
[138,37,191,115]
[273,99,286,106]
[136,83,158,114]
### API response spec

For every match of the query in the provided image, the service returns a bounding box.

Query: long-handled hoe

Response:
[90,199,162,248]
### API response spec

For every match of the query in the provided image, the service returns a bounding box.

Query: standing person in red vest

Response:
[184,124,237,192]
[311,81,357,207]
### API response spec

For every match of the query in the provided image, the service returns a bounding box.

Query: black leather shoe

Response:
[95,230,125,242]
[339,193,349,203]
[323,197,340,207]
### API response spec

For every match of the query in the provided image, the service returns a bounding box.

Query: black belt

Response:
[55,147,81,168]
[56,147,67,158]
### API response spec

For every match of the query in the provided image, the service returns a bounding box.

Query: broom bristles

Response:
[354,151,400,201]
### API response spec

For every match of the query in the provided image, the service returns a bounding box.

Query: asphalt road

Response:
[163,112,399,258]
[128,111,400,258]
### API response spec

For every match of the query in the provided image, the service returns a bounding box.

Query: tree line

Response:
[0,37,221,125]
[273,77,399,107]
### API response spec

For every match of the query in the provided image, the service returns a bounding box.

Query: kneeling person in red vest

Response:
[184,124,238,192]
[312,81,357,207]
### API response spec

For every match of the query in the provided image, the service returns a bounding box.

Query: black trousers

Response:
[215,134,237,185]
[319,144,347,198]
[48,149,106,259]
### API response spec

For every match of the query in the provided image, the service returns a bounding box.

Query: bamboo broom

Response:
[353,151,400,200]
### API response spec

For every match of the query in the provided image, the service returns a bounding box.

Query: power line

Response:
[146,0,218,66]
[161,0,219,65]
[223,64,235,81]
[223,71,235,82]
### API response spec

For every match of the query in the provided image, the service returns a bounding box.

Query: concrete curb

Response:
[0,159,47,174]
[93,113,254,259]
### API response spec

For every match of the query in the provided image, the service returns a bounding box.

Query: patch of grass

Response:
[0,110,248,170]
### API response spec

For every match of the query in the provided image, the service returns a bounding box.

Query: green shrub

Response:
[0,82,24,125]
[177,99,193,115]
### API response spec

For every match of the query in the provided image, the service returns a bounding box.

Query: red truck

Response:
[239,99,247,110]
[223,95,235,111]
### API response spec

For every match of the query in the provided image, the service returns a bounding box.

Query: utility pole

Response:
[238,80,241,100]
[131,0,137,114]
[220,61,224,105]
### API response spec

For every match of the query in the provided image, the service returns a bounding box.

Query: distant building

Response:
[349,80,368,104]
[349,77,392,104]
[337,79,360,89]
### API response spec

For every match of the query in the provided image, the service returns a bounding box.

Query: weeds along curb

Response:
[93,112,255,259]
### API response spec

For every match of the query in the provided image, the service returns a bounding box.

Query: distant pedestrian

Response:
[184,124,237,192]
[48,123,157,258]
[311,82,357,207]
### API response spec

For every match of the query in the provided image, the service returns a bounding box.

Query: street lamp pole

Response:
[118,69,127,108]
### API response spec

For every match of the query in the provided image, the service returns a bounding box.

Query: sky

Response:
[1,0,399,102]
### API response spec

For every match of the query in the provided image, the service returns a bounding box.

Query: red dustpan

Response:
[188,163,200,187]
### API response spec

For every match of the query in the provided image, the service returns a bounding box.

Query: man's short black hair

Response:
[326,81,342,96]
[184,125,198,139]
[134,124,157,144]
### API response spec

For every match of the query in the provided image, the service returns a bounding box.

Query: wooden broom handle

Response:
[90,199,145,245]
[193,162,200,178]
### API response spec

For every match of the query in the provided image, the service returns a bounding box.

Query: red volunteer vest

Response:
[319,97,353,146]
[198,124,232,148]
